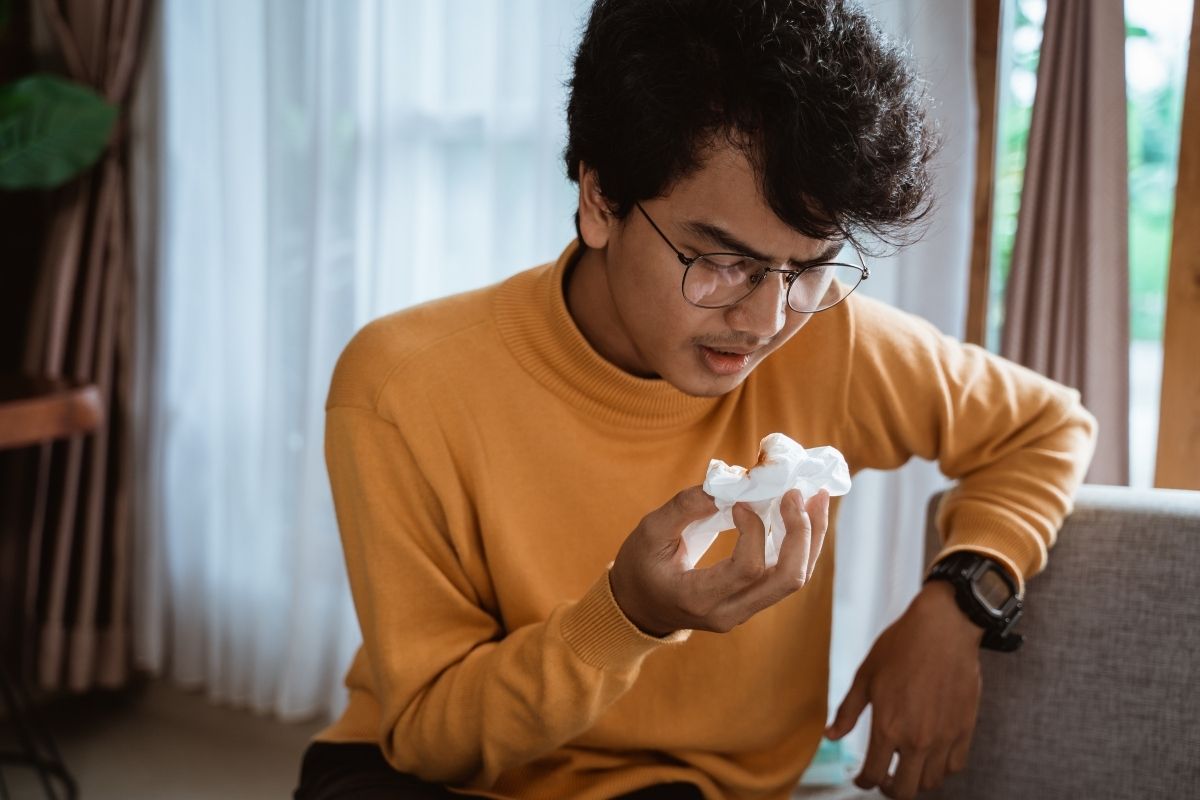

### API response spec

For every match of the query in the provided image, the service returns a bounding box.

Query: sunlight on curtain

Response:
[138,0,588,720]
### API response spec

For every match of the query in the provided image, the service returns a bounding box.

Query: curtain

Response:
[821,0,976,767]
[135,0,589,720]
[19,0,149,692]
[1000,0,1130,486]
[136,0,974,730]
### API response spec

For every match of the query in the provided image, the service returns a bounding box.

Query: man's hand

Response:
[609,485,830,636]
[825,581,984,799]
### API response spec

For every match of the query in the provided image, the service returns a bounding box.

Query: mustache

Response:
[694,337,773,352]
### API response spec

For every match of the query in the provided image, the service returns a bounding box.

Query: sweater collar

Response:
[493,241,727,429]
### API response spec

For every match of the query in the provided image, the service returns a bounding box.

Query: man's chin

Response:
[666,361,757,398]
[679,381,744,398]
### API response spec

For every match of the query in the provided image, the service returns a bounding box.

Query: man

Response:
[295,1,1096,799]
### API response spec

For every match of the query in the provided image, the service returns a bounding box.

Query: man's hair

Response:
[564,0,938,250]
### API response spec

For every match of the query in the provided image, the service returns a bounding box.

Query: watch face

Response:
[976,568,1012,613]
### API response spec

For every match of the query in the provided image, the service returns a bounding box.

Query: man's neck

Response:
[563,244,656,378]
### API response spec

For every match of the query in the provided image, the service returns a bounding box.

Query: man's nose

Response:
[725,271,789,339]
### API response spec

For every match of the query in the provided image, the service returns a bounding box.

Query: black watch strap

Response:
[926,552,1025,652]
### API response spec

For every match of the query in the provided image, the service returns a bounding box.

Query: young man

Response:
[295,2,1096,799]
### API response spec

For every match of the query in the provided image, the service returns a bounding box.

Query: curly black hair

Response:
[564,0,938,250]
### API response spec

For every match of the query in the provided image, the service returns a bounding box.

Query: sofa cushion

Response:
[923,485,1200,800]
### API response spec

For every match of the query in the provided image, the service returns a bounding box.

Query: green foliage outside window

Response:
[1127,17,1189,342]
[988,0,1191,348]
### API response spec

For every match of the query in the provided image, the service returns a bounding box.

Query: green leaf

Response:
[0,73,117,190]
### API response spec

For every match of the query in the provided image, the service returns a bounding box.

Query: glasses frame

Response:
[634,202,870,314]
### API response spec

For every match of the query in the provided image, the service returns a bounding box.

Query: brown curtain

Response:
[1001,0,1130,486]
[20,0,149,691]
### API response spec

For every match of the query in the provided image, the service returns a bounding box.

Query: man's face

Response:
[571,143,842,397]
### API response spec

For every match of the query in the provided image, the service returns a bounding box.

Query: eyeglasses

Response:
[635,202,869,314]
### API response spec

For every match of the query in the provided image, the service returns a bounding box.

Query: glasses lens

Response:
[786,263,864,313]
[682,256,764,308]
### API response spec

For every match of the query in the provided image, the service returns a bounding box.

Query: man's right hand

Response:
[608,485,831,637]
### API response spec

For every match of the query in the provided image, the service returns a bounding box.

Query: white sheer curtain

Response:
[824,0,975,769]
[134,0,973,730]
[135,0,588,720]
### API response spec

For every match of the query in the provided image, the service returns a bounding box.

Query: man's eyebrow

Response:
[679,220,845,267]
[803,241,846,266]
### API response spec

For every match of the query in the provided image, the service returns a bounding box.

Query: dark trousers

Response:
[294,742,704,800]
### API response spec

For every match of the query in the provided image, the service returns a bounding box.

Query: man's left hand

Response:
[825,581,984,799]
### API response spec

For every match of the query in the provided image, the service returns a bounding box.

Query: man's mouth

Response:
[698,345,756,375]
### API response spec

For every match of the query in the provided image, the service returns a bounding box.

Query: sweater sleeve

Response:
[324,405,685,787]
[839,297,1098,589]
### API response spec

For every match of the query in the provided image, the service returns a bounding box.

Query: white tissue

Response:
[680,433,851,569]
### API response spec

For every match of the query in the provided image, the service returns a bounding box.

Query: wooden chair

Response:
[0,374,103,800]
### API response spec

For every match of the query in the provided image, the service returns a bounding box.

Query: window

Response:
[1125,0,1193,486]
[987,0,1194,487]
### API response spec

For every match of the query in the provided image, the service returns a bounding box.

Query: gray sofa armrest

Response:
[922,485,1200,799]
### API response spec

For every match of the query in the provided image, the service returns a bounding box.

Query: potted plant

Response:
[0,71,115,189]
[0,0,116,190]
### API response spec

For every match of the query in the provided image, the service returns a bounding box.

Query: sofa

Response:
[922,484,1200,799]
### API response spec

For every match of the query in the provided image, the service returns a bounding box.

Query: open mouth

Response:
[699,345,755,375]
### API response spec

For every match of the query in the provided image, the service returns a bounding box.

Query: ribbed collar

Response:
[493,241,727,430]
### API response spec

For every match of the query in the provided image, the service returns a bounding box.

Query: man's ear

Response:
[577,163,616,250]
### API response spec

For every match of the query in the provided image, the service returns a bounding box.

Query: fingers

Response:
[678,502,766,624]
[775,489,812,584]
[825,668,868,740]
[692,502,767,589]
[728,502,768,580]
[920,746,952,792]
[885,748,925,800]
[855,726,895,792]
[804,489,830,578]
[713,493,820,623]
[947,732,972,773]
[718,487,823,617]
[669,488,829,632]
[649,485,718,543]
[672,484,720,523]
[870,734,963,798]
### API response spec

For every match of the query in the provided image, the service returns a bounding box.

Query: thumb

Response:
[656,485,718,535]
[826,670,869,740]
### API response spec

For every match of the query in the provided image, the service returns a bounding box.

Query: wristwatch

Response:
[925,551,1025,652]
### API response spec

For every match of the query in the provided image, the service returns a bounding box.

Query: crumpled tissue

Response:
[681,433,852,569]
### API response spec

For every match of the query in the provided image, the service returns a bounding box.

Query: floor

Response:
[0,680,322,799]
[0,680,876,799]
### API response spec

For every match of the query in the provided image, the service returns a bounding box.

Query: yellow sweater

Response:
[317,242,1096,800]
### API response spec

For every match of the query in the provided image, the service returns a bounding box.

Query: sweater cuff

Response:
[559,569,691,671]
[933,504,1049,594]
